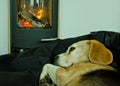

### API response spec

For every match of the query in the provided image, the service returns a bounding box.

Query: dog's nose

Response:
[54,55,59,65]
[54,55,59,60]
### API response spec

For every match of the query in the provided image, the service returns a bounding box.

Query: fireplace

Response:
[10,0,58,53]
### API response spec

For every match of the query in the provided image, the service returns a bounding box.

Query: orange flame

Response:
[35,9,43,19]
[21,18,34,27]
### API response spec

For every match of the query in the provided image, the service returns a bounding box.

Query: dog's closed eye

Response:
[69,47,75,53]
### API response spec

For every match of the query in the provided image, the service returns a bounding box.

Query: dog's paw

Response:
[40,64,48,79]
[39,74,53,86]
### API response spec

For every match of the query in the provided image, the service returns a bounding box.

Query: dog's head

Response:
[54,40,113,67]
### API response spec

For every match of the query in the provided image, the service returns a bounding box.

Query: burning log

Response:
[18,9,46,27]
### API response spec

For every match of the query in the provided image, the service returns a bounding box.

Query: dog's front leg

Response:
[39,64,60,85]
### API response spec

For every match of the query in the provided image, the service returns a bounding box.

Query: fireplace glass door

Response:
[17,0,52,28]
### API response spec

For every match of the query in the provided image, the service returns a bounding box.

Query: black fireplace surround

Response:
[10,0,58,53]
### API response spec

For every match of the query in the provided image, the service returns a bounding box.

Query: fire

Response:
[21,18,34,27]
[35,9,43,19]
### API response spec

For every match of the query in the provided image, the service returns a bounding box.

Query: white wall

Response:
[59,0,120,38]
[0,0,8,55]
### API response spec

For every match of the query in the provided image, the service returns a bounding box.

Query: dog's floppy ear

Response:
[88,40,113,65]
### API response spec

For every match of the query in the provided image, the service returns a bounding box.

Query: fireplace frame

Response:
[10,0,58,53]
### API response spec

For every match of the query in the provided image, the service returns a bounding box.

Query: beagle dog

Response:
[39,40,119,86]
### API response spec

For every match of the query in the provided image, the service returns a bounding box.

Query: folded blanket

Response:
[0,31,119,86]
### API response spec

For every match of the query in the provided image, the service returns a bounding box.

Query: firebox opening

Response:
[17,0,52,28]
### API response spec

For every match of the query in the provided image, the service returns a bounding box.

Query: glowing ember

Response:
[21,18,33,27]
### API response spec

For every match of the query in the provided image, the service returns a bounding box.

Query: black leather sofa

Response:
[0,31,120,86]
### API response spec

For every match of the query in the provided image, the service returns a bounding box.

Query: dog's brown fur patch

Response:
[56,62,115,86]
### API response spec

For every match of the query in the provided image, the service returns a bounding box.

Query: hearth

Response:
[10,0,58,53]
